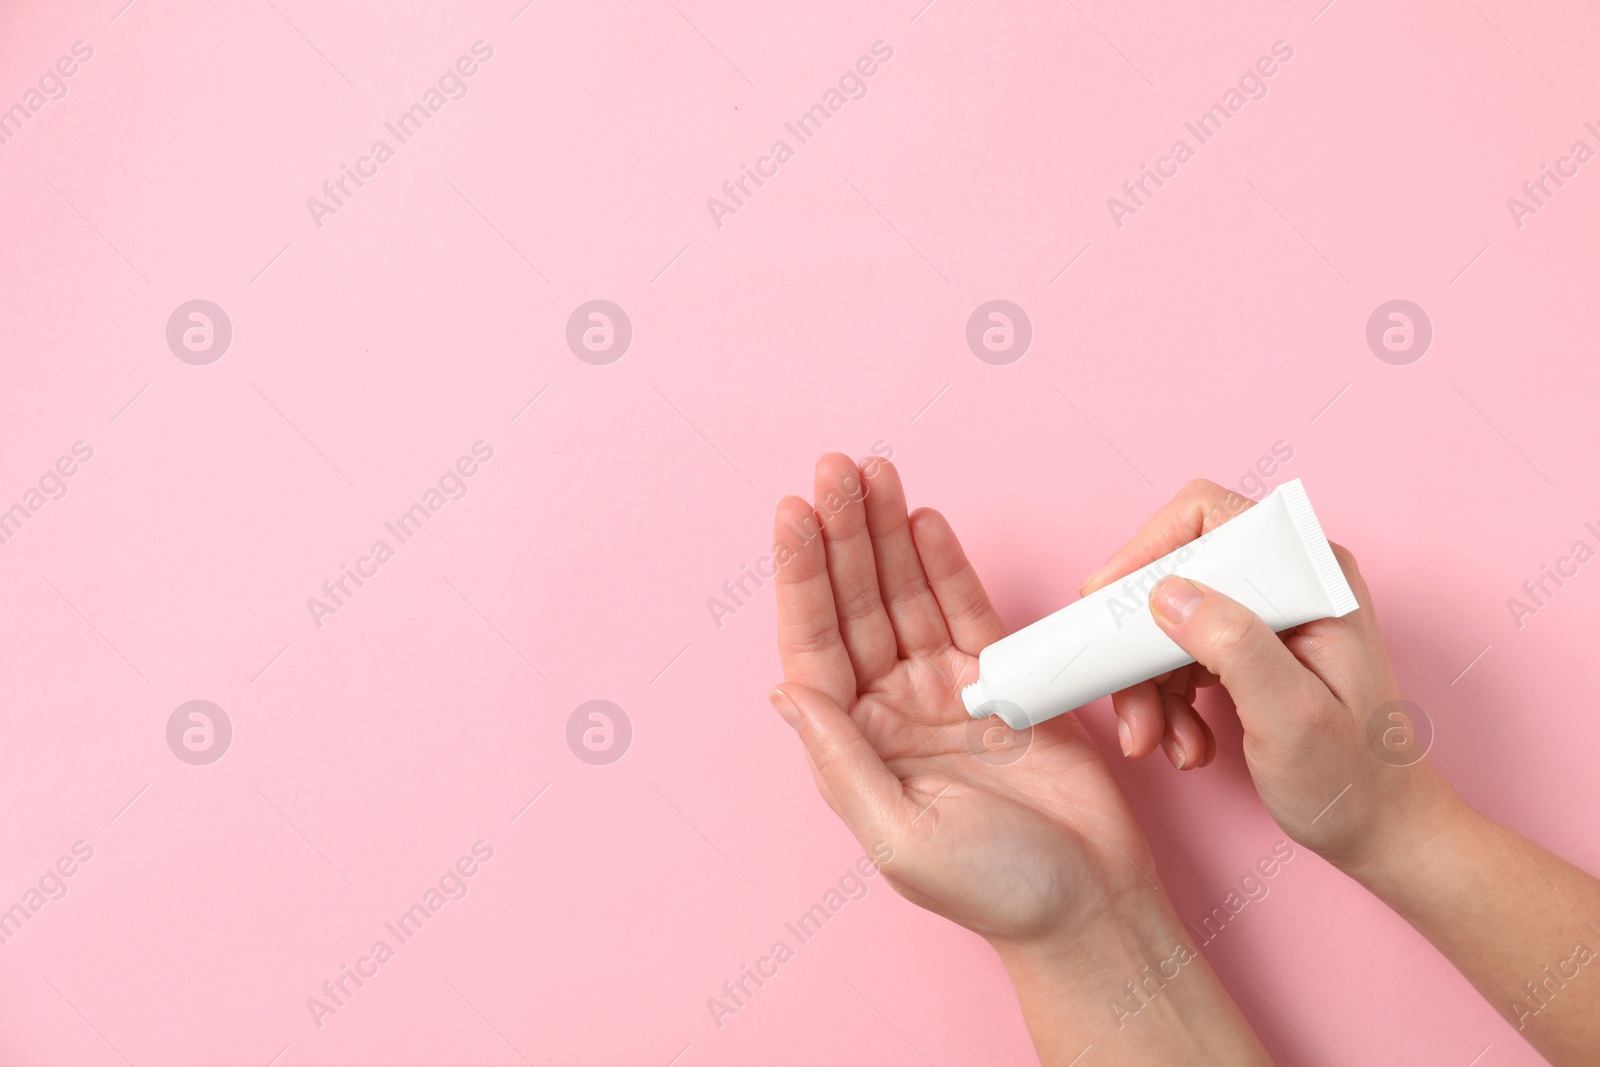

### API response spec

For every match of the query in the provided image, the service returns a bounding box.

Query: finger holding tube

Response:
[1147,576,1330,760]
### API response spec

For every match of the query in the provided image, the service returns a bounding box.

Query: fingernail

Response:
[1117,718,1132,756]
[769,689,801,731]
[1151,576,1203,625]
[1162,734,1188,770]
[1079,564,1111,595]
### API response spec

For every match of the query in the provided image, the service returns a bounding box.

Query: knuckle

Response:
[836,588,885,626]
[1207,606,1261,662]
[787,615,843,655]
[885,568,932,605]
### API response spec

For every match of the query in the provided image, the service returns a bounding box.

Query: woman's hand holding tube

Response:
[1081,478,1458,868]
[1085,478,1600,1064]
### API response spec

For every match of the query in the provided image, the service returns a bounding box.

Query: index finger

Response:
[1079,479,1256,596]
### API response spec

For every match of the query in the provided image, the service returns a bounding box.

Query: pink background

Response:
[2,0,1597,1063]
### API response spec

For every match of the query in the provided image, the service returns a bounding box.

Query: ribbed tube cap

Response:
[961,678,990,718]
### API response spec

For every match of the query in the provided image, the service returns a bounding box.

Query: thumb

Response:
[1147,576,1325,740]
[770,683,906,847]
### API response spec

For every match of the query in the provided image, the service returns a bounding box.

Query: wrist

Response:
[1331,761,1472,893]
[990,883,1180,990]
[991,888,1270,1065]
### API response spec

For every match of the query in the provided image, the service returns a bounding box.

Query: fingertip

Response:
[863,455,900,489]
[772,683,840,753]
[906,506,941,536]
[774,494,818,529]
[768,687,803,731]
[815,451,856,471]
[775,493,812,523]
[906,507,948,555]
[814,452,861,490]
[907,507,964,561]
[1079,562,1114,596]
[1112,685,1166,759]
[1159,694,1211,772]
[1149,575,1204,627]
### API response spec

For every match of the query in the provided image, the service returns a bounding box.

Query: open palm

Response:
[771,454,1164,946]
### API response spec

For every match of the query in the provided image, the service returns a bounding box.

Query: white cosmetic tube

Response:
[962,479,1358,730]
